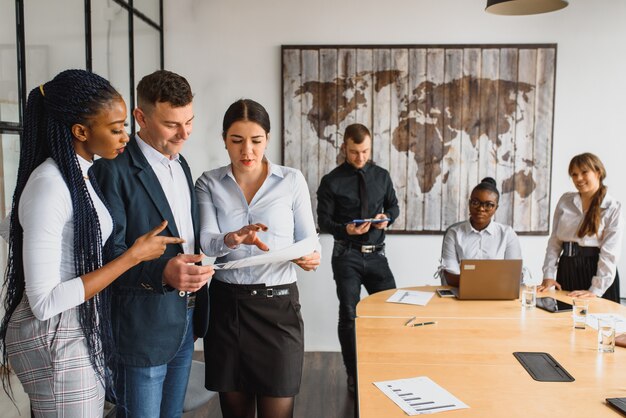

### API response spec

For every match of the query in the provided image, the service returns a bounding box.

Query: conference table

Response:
[355,286,626,417]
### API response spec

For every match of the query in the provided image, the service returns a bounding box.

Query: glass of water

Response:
[521,284,536,309]
[598,318,616,353]
[572,299,589,329]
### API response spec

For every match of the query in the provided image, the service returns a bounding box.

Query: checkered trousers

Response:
[6,297,105,417]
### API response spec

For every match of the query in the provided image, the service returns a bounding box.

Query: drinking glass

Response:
[572,299,589,329]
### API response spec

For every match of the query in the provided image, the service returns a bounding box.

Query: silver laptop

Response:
[451,259,523,300]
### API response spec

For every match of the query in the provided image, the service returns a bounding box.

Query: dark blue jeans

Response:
[114,308,194,418]
[331,241,396,377]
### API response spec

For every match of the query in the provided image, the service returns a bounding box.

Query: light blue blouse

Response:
[195,160,317,286]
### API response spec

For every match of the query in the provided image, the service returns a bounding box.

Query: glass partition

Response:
[0,0,19,123]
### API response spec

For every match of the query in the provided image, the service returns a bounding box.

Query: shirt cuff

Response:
[590,275,606,297]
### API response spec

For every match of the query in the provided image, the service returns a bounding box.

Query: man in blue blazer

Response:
[93,70,214,418]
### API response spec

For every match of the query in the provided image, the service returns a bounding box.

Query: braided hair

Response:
[0,69,120,398]
[569,153,607,238]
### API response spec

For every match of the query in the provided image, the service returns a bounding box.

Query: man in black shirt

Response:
[317,123,398,393]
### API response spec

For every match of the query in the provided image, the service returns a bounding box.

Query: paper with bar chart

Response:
[374,376,469,415]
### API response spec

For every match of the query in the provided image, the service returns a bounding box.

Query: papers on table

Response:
[374,376,469,415]
[586,313,626,333]
[213,235,319,270]
[386,290,435,306]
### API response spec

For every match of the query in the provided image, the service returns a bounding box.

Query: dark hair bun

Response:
[481,177,497,187]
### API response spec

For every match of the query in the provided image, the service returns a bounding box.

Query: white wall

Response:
[163,0,626,351]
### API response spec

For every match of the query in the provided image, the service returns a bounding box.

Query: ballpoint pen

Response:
[404,316,416,326]
[412,321,436,327]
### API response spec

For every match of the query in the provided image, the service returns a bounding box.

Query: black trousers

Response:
[556,252,620,303]
[331,241,396,377]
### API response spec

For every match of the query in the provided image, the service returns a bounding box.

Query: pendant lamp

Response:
[486,0,568,15]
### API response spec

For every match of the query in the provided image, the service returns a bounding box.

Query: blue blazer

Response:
[92,137,208,367]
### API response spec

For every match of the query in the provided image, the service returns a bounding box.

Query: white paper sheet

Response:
[213,235,319,270]
[386,290,435,306]
[586,313,626,333]
[374,376,469,415]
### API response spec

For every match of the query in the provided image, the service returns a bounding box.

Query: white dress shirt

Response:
[542,192,624,296]
[441,220,522,275]
[136,135,195,253]
[195,160,318,286]
[19,156,113,321]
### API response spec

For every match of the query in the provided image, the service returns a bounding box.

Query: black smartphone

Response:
[436,289,456,298]
[536,297,573,313]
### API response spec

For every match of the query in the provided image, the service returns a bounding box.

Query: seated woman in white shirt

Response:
[440,177,522,287]
[0,70,182,416]
[195,99,320,418]
[538,153,623,302]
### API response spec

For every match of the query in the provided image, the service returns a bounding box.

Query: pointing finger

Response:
[162,236,185,245]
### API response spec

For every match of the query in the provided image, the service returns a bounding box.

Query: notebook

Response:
[451,259,523,300]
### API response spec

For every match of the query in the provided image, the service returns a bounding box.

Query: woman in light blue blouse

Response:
[195,99,320,418]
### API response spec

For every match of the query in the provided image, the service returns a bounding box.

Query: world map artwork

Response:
[282,46,557,234]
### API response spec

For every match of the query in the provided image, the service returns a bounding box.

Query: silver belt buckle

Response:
[361,245,375,253]
[266,288,274,298]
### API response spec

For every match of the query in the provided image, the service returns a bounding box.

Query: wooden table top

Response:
[355,286,626,417]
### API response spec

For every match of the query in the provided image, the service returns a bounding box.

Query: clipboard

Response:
[347,218,390,225]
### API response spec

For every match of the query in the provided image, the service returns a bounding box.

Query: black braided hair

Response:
[0,69,120,399]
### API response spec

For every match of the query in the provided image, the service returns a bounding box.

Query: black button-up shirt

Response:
[317,162,399,245]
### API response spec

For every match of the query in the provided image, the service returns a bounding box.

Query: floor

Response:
[187,351,356,418]
[0,352,355,418]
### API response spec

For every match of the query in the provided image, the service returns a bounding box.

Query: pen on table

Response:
[412,321,436,327]
[404,316,416,326]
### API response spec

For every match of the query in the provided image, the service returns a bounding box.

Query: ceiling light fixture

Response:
[486,0,569,16]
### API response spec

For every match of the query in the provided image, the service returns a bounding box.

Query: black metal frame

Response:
[1,0,164,138]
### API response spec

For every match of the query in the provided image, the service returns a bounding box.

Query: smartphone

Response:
[535,297,573,313]
[436,289,456,298]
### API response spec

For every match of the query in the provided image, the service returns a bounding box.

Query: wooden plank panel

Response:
[355,49,373,130]
[283,48,301,169]
[300,50,320,213]
[389,48,408,230]
[494,48,518,226]
[459,48,481,218]
[336,48,357,167]
[405,48,427,231]
[512,49,537,232]
[318,49,338,180]
[372,49,392,170]
[441,49,463,229]
[532,47,556,232]
[423,48,445,231]
[478,49,499,184]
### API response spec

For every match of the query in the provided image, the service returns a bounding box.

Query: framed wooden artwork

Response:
[282,44,557,234]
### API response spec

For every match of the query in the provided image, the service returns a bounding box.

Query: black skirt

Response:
[556,250,620,303]
[204,279,304,397]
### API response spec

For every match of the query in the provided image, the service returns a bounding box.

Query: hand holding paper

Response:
[292,250,320,271]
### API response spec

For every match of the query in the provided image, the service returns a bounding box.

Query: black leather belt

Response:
[335,240,385,254]
[562,242,600,257]
[250,288,290,298]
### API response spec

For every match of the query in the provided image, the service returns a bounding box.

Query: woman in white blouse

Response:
[440,177,522,287]
[195,99,320,418]
[0,70,182,416]
[539,153,623,302]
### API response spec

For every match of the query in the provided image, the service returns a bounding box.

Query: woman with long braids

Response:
[539,153,624,301]
[0,69,183,416]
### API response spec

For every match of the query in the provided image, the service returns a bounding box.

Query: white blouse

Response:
[19,156,113,320]
[441,220,522,275]
[195,160,318,286]
[542,192,624,296]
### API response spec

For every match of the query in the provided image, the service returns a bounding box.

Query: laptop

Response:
[451,259,523,300]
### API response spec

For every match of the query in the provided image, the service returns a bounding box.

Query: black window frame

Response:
[0,0,164,138]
